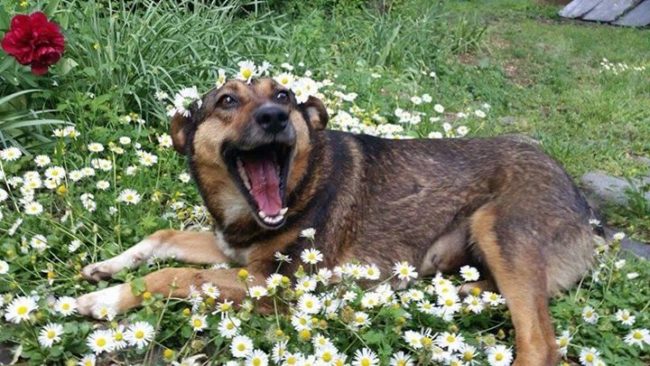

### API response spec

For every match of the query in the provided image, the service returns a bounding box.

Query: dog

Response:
[77,78,597,365]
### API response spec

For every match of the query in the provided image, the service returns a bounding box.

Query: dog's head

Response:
[170,78,328,230]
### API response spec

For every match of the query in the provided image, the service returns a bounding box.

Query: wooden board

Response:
[559,0,604,18]
[613,0,650,26]
[583,0,640,22]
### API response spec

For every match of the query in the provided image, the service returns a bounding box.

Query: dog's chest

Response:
[214,229,251,264]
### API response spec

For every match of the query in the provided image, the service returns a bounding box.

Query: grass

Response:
[0,0,648,365]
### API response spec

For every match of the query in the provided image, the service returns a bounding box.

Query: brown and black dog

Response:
[77,78,597,365]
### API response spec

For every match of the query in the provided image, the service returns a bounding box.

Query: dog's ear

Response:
[170,113,189,154]
[301,96,329,130]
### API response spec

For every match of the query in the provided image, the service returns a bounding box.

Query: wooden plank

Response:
[614,0,650,26]
[583,0,639,22]
[559,0,605,18]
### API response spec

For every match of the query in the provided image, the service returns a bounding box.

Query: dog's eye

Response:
[217,95,238,108]
[275,90,290,104]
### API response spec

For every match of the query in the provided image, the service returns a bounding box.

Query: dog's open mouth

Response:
[224,143,293,228]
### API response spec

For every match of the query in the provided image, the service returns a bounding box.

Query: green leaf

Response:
[44,0,61,17]
[130,277,146,296]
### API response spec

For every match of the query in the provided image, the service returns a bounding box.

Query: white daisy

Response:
[300,228,316,240]
[245,349,269,366]
[231,335,254,358]
[482,291,505,307]
[218,317,241,338]
[248,286,268,299]
[393,261,418,281]
[297,293,322,314]
[582,306,599,324]
[87,329,114,354]
[78,354,96,366]
[54,296,78,316]
[301,248,323,264]
[34,155,51,167]
[4,296,37,323]
[579,347,601,366]
[117,189,142,205]
[38,323,63,348]
[23,201,44,215]
[352,347,379,366]
[0,147,22,161]
[389,351,413,366]
[124,321,155,349]
[0,260,8,274]
[624,329,650,347]
[614,309,635,326]
[190,314,208,332]
[237,60,257,82]
[486,345,513,366]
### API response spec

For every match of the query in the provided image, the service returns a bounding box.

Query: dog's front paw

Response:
[76,284,127,319]
[81,261,118,283]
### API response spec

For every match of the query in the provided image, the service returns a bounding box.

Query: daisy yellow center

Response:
[135,330,144,339]
[97,338,107,347]
[252,358,261,366]
[447,335,456,343]
[559,339,568,346]
[361,359,371,366]
[84,362,92,366]
[421,337,432,347]
[306,300,313,308]
[62,303,70,310]
[633,332,642,339]
[237,343,246,352]
[495,353,503,361]
[115,332,123,341]
[400,268,408,275]
[490,294,498,300]
[221,303,231,311]
[47,330,56,339]
[397,361,406,366]
[242,69,253,79]
[226,323,234,330]
[322,352,332,362]
[17,306,28,315]
[586,354,594,362]
[463,351,473,360]
[445,299,454,306]
[193,319,203,328]
[281,77,289,84]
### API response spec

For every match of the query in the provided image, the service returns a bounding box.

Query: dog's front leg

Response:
[76,267,267,318]
[81,229,228,282]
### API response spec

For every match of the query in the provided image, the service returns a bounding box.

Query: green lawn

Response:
[0,0,648,365]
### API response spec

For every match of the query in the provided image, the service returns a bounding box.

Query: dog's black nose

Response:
[254,106,289,134]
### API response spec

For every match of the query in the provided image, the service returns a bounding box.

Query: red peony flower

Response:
[1,12,65,75]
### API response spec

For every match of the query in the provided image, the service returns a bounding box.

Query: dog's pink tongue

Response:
[242,156,282,216]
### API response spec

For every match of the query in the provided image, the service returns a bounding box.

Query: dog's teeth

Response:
[262,213,285,225]
[237,160,251,190]
[280,207,288,215]
[259,211,267,219]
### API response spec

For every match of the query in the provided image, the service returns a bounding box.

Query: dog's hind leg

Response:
[81,230,228,282]
[470,205,558,366]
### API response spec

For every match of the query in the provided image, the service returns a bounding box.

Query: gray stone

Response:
[583,0,638,22]
[581,171,634,205]
[633,156,650,167]
[498,116,517,125]
[559,0,604,18]
[581,170,650,211]
[614,0,650,26]
[502,133,540,145]
[604,227,650,259]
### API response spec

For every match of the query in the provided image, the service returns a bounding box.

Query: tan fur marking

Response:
[471,206,558,366]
